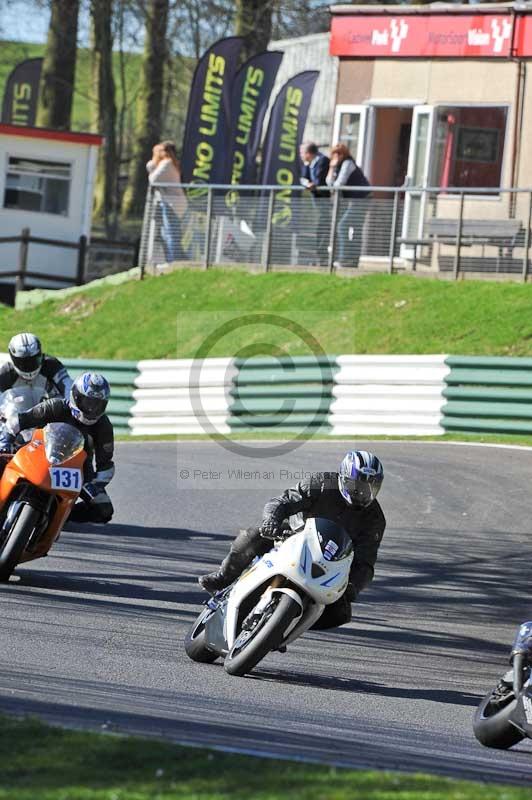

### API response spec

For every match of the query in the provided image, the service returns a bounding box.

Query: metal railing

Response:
[139,183,532,281]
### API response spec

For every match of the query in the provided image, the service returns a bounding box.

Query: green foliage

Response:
[0,714,530,799]
[0,39,191,149]
[2,271,532,360]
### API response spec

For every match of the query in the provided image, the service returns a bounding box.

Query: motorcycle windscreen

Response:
[512,621,532,657]
[44,423,84,465]
[311,517,353,562]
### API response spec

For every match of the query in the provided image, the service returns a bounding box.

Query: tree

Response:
[36,0,80,129]
[121,0,169,218]
[235,0,273,61]
[90,0,118,235]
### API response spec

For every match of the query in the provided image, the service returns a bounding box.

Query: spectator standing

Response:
[147,141,187,263]
[300,142,330,266]
[326,143,370,269]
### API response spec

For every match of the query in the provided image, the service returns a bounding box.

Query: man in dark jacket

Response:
[300,142,331,266]
[3,372,114,524]
[200,450,385,629]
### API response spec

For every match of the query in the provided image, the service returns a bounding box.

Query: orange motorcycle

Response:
[0,422,86,581]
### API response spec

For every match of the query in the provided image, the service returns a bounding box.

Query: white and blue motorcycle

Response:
[185,517,353,677]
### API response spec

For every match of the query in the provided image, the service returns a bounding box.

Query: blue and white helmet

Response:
[338,450,383,507]
[69,372,110,426]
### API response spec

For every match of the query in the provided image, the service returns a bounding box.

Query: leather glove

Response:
[3,413,19,437]
[259,521,283,540]
[345,581,357,602]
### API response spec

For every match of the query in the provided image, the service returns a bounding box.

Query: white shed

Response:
[0,123,102,293]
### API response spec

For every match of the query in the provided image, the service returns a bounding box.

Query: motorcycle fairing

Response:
[221,523,353,650]
[509,682,532,736]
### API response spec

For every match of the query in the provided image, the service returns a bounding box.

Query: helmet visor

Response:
[73,386,108,422]
[341,476,382,507]
[12,353,42,376]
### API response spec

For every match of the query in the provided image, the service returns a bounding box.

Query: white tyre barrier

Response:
[329,355,449,437]
[129,358,236,435]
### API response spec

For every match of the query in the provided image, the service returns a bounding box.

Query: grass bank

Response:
[2,271,532,360]
[0,715,530,800]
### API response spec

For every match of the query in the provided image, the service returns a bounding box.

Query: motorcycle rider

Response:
[0,333,72,402]
[199,450,386,629]
[2,372,114,524]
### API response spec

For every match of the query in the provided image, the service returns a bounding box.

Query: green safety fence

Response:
[442,355,532,435]
[63,358,138,435]
[229,356,339,433]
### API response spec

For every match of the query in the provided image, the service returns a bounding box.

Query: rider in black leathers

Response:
[2,373,115,523]
[199,451,386,630]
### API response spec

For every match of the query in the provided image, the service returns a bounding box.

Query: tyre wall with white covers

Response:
[129,355,450,436]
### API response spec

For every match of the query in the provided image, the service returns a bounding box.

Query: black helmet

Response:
[338,450,384,507]
[8,332,42,380]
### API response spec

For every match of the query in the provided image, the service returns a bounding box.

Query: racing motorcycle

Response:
[185,517,354,677]
[473,621,532,749]
[0,423,86,581]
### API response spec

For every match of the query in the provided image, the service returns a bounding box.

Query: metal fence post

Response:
[262,189,275,272]
[452,192,465,280]
[328,189,340,273]
[16,227,30,293]
[203,187,213,269]
[76,235,87,285]
[522,191,532,283]
[388,189,400,274]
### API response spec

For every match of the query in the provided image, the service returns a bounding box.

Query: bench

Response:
[398,218,524,272]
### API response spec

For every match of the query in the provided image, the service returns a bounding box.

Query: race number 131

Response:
[49,468,82,491]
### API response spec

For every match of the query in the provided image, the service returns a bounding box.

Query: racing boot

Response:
[199,527,264,594]
[198,551,250,595]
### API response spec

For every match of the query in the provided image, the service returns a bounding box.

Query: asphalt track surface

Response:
[1,440,532,786]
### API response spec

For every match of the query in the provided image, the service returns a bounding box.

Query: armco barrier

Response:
[329,355,448,436]
[129,358,236,435]
[229,356,338,433]
[443,356,532,434]
[62,358,138,435]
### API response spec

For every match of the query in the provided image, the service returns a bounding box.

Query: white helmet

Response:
[8,333,43,380]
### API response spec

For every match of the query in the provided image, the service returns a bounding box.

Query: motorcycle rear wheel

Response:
[184,607,219,663]
[473,684,525,749]
[0,503,40,582]
[224,593,301,677]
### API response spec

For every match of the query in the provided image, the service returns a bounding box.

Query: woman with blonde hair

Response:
[147,141,187,262]
[326,142,370,269]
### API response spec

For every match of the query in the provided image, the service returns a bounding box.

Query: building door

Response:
[401,105,435,258]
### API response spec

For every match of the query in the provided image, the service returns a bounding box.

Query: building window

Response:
[431,106,507,190]
[4,156,71,215]
[338,112,361,156]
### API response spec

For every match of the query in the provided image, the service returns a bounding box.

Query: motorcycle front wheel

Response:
[0,503,40,582]
[184,606,219,663]
[224,593,301,677]
[473,683,525,749]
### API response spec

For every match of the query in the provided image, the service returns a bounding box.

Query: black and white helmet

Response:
[69,372,110,426]
[338,450,384,507]
[8,332,43,380]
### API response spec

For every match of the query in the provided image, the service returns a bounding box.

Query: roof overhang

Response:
[0,123,103,146]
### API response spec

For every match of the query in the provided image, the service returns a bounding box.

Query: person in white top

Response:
[146,141,187,262]
[326,143,370,269]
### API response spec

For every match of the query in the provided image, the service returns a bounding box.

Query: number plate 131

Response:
[49,468,82,492]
